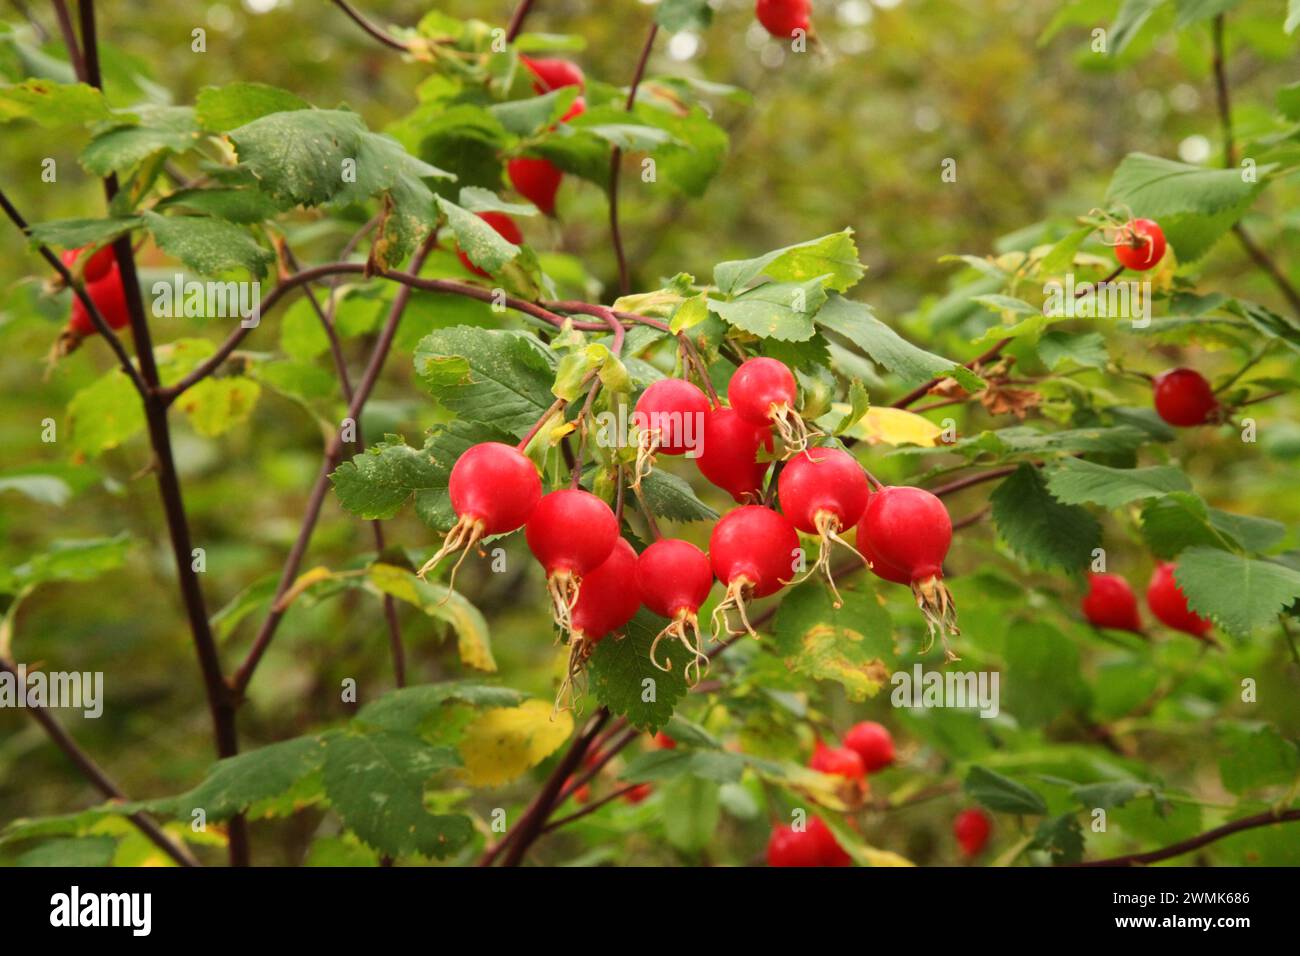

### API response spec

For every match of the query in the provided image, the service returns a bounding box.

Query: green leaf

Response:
[489,87,580,136]
[771,583,892,701]
[435,195,519,275]
[1072,780,1151,809]
[635,101,728,198]
[714,230,865,295]
[195,81,309,132]
[950,424,1152,461]
[1109,0,1168,56]
[639,468,718,523]
[0,474,73,507]
[175,376,261,437]
[1217,724,1299,795]
[662,776,721,853]
[331,435,442,521]
[354,681,526,734]
[411,421,521,530]
[1105,152,1270,261]
[1289,0,1300,34]
[142,211,272,278]
[321,731,471,859]
[80,105,200,176]
[1032,814,1084,865]
[456,185,537,217]
[230,109,366,206]
[26,216,141,250]
[1207,509,1286,553]
[413,327,556,438]
[17,836,117,868]
[814,295,985,392]
[1045,458,1191,508]
[835,381,872,435]
[1038,226,1093,275]
[6,534,131,590]
[655,0,714,31]
[1174,547,1300,636]
[367,564,496,672]
[587,609,691,732]
[153,187,282,224]
[155,735,327,819]
[1036,330,1108,370]
[209,573,278,642]
[0,79,115,126]
[708,278,826,342]
[1173,0,1240,28]
[991,464,1101,572]
[972,293,1040,317]
[1003,620,1089,726]
[964,766,1048,815]
[67,368,146,458]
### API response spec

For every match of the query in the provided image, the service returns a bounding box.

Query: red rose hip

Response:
[1153,368,1218,427]
[1113,218,1166,272]
[778,447,871,605]
[1146,562,1213,641]
[1081,572,1143,634]
[843,721,895,773]
[637,538,715,685]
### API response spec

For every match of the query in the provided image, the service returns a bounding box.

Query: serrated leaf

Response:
[457,700,573,787]
[230,109,366,206]
[26,216,141,250]
[8,534,131,589]
[1138,492,1231,557]
[17,836,118,868]
[413,327,556,437]
[1217,724,1299,795]
[81,106,200,176]
[0,79,114,126]
[814,295,985,392]
[153,187,282,224]
[67,368,146,458]
[1003,620,1089,726]
[1036,330,1107,370]
[714,230,864,296]
[354,682,526,734]
[195,81,309,132]
[155,735,327,819]
[991,465,1101,571]
[1045,458,1191,508]
[771,584,892,701]
[639,468,718,523]
[834,405,942,448]
[331,435,442,520]
[1174,547,1300,636]
[143,210,272,278]
[662,776,720,853]
[964,766,1048,815]
[1072,780,1151,809]
[174,376,261,437]
[708,278,826,342]
[1032,814,1085,864]
[321,731,470,859]
[587,609,691,732]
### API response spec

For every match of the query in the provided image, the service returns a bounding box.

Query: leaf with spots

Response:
[457,700,574,786]
[771,583,892,701]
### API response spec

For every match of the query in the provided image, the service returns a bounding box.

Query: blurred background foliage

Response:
[1,0,1298,866]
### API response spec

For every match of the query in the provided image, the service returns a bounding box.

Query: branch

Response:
[50,0,86,82]
[1070,808,1300,867]
[78,0,248,866]
[542,783,643,834]
[0,658,199,867]
[229,237,438,698]
[331,0,410,51]
[608,23,659,296]
[892,337,1012,409]
[927,464,1020,498]
[505,0,537,43]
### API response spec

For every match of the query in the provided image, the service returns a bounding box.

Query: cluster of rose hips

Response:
[421,355,962,705]
[1082,563,1214,643]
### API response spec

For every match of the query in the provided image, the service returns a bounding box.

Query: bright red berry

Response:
[635,379,711,457]
[622,782,654,805]
[778,447,870,605]
[954,808,991,857]
[416,442,541,587]
[709,505,799,639]
[62,247,130,337]
[654,731,677,750]
[858,486,960,659]
[636,537,714,683]
[520,56,585,93]
[565,537,641,705]
[843,722,895,773]
[1146,562,1213,640]
[507,157,563,216]
[564,775,591,804]
[810,741,865,780]
[755,0,811,38]
[526,488,620,638]
[1152,368,1218,427]
[695,406,773,503]
[728,357,812,454]
[1113,218,1166,272]
[456,211,523,278]
[767,816,850,867]
[1081,572,1143,634]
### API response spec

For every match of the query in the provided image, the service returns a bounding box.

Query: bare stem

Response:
[608,23,659,296]
[331,0,409,51]
[1070,808,1300,867]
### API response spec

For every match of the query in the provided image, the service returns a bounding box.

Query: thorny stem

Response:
[609,23,659,296]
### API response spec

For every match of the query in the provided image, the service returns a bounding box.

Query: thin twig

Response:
[505,0,537,43]
[1070,808,1300,867]
[609,23,659,296]
[50,0,85,81]
[331,0,410,51]
[542,783,643,833]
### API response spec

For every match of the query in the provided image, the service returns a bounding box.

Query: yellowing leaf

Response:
[458,700,573,787]
[273,565,338,613]
[835,404,942,447]
[821,814,917,867]
[368,563,495,671]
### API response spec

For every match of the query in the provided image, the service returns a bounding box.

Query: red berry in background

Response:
[843,721,895,773]
[654,731,677,750]
[623,782,654,804]
[1081,572,1143,634]
[1113,218,1166,272]
[858,486,960,659]
[526,488,620,638]
[62,246,131,337]
[755,0,811,38]
[767,816,850,867]
[520,56,585,93]
[416,442,541,585]
[637,538,715,685]
[728,356,812,454]
[456,211,523,278]
[695,406,773,503]
[1146,562,1213,640]
[778,447,870,605]
[559,96,586,123]
[1152,368,1218,427]
[564,775,591,804]
[810,741,865,780]
[709,505,800,638]
[954,808,991,857]
[507,157,563,216]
